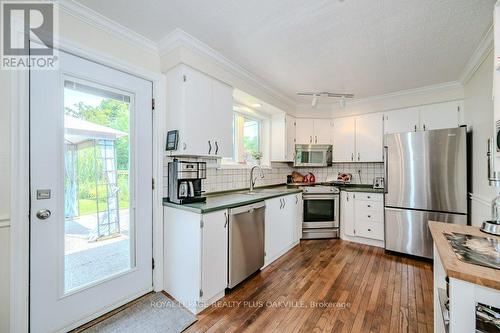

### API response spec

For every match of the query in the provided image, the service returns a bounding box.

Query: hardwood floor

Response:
[184,239,433,333]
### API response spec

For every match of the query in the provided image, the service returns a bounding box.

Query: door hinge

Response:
[183,75,187,82]
[199,289,203,297]
[152,178,155,190]
[294,121,296,126]
[152,258,155,270]
[152,98,155,111]
[200,220,204,228]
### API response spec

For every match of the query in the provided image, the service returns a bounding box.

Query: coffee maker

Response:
[167,160,206,204]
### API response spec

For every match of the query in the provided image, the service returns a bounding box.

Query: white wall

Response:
[464,51,498,226]
[2,9,162,332]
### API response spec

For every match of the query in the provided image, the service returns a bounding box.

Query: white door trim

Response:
[10,37,165,333]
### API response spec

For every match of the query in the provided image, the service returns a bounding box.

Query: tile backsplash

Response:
[163,155,384,197]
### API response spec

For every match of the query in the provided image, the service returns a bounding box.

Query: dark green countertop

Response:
[163,183,384,214]
[163,184,302,214]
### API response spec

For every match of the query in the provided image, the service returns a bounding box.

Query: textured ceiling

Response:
[75,0,494,102]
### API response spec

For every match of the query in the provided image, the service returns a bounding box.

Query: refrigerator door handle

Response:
[383,146,388,194]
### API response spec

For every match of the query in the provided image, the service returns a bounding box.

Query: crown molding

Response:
[459,24,493,85]
[58,0,158,53]
[158,28,296,108]
[296,80,463,111]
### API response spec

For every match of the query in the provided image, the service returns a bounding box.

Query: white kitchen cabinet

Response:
[210,79,234,157]
[355,113,384,162]
[313,119,333,144]
[331,117,356,162]
[341,191,355,237]
[295,119,332,144]
[264,194,301,266]
[295,119,314,144]
[165,64,234,158]
[384,107,420,134]
[164,207,228,314]
[419,101,462,131]
[292,194,303,243]
[271,114,296,162]
[340,191,384,244]
[385,101,462,135]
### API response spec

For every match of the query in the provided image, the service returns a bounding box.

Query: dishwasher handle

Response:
[229,202,266,216]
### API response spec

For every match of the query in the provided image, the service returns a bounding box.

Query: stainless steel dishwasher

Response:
[228,201,265,288]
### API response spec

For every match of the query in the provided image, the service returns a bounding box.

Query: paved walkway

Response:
[64,210,131,292]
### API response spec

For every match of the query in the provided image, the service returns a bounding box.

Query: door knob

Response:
[36,209,51,220]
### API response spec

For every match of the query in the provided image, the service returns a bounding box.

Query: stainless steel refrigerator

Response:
[384,127,468,259]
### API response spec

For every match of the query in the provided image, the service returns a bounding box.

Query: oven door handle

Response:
[302,194,338,200]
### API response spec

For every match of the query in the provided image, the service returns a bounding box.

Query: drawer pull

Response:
[368,215,371,218]
[368,228,371,232]
[367,196,371,199]
[367,204,371,208]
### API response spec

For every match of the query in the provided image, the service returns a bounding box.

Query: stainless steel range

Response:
[301,185,340,239]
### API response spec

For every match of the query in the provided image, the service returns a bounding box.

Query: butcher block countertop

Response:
[429,221,500,291]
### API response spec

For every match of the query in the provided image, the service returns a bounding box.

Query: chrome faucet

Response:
[249,165,264,192]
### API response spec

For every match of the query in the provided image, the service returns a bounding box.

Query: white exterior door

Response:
[30,50,153,332]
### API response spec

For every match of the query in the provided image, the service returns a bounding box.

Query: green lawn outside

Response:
[78,199,129,216]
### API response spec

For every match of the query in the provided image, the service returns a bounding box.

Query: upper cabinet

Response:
[355,113,384,162]
[331,114,384,162]
[165,65,234,158]
[385,101,462,134]
[295,119,332,144]
[331,117,356,162]
[295,119,314,144]
[384,107,420,134]
[419,101,462,131]
[271,114,296,162]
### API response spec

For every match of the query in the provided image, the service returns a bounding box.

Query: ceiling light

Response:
[251,103,262,108]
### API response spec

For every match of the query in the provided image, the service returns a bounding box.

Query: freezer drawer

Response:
[384,207,467,259]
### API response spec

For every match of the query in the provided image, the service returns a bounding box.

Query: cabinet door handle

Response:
[295,196,298,204]
[224,212,228,228]
[208,140,212,155]
[346,193,349,202]
[423,124,426,131]
[183,142,187,150]
[414,125,417,132]
[215,141,219,155]
[279,199,283,209]
[309,136,312,143]
[283,199,286,208]
[358,153,360,161]
[315,136,317,143]
[351,153,354,161]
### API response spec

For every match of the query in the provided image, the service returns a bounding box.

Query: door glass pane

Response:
[63,79,134,293]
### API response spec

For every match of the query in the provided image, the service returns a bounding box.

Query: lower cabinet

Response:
[264,193,302,266]
[163,207,227,314]
[341,191,384,245]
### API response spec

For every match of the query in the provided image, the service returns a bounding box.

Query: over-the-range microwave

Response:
[294,144,332,167]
